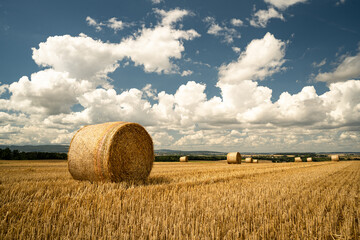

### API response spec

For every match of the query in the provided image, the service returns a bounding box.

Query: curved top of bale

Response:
[227,152,241,164]
[68,121,154,182]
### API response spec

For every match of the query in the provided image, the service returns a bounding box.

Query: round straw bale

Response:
[179,156,188,162]
[307,157,312,162]
[245,157,253,163]
[294,157,302,162]
[68,121,154,182]
[253,159,258,163]
[227,152,241,164]
[331,155,339,161]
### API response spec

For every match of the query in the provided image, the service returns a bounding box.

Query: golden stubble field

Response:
[0,160,359,239]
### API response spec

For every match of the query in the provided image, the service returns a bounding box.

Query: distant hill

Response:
[0,145,226,155]
[155,149,227,156]
[0,145,69,153]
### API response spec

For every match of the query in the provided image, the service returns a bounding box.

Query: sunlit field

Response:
[1,160,359,239]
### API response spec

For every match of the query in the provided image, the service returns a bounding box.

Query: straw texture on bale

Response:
[253,159,258,163]
[245,157,253,163]
[179,156,188,162]
[68,121,154,182]
[294,157,302,162]
[227,152,241,164]
[331,155,339,161]
[307,157,313,162]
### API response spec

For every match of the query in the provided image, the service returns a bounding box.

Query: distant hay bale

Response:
[179,156,188,162]
[245,157,253,163]
[294,157,302,162]
[307,157,312,162]
[227,152,241,164]
[331,155,339,162]
[253,159,258,163]
[68,121,154,182]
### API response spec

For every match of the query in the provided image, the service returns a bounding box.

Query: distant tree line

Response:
[0,148,67,160]
[155,155,227,162]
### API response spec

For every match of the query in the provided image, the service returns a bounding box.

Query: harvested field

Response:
[0,160,359,239]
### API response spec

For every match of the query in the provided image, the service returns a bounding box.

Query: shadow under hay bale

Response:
[68,121,154,182]
[227,152,241,164]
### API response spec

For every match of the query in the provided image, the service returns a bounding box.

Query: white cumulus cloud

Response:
[204,17,241,43]
[86,16,102,31]
[250,8,285,28]
[218,32,286,84]
[315,50,360,83]
[32,34,123,84]
[86,16,131,33]
[120,25,199,74]
[154,8,191,26]
[230,18,244,27]
[264,0,307,10]
[4,69,92,115]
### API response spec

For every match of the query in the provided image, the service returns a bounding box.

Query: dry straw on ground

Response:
[227,152,241,164]
[331,155,339,161]
[307,157,313,162]
[295,157,302,162]
[179,156,188,162]
[68,121,154,182]
[245,157,253,163]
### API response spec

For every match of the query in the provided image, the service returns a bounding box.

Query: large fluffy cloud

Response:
[218,32,286,84]
[120,25,199,74]
[32,34,122,84]
[1,69,92,115]
[320,80,360,126]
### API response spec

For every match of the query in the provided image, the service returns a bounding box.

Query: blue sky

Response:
[0,0,359,152]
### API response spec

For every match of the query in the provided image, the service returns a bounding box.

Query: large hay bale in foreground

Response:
[331,155,339,162]
[245,157,253,163]
[68,121,154,182]
[227,152,241,164]
[294,157,302,162]
[307,157,312,162]
[179,156,188,162]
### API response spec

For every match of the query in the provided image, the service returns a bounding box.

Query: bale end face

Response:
[68,121,154,182]
[227,152,241,164]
